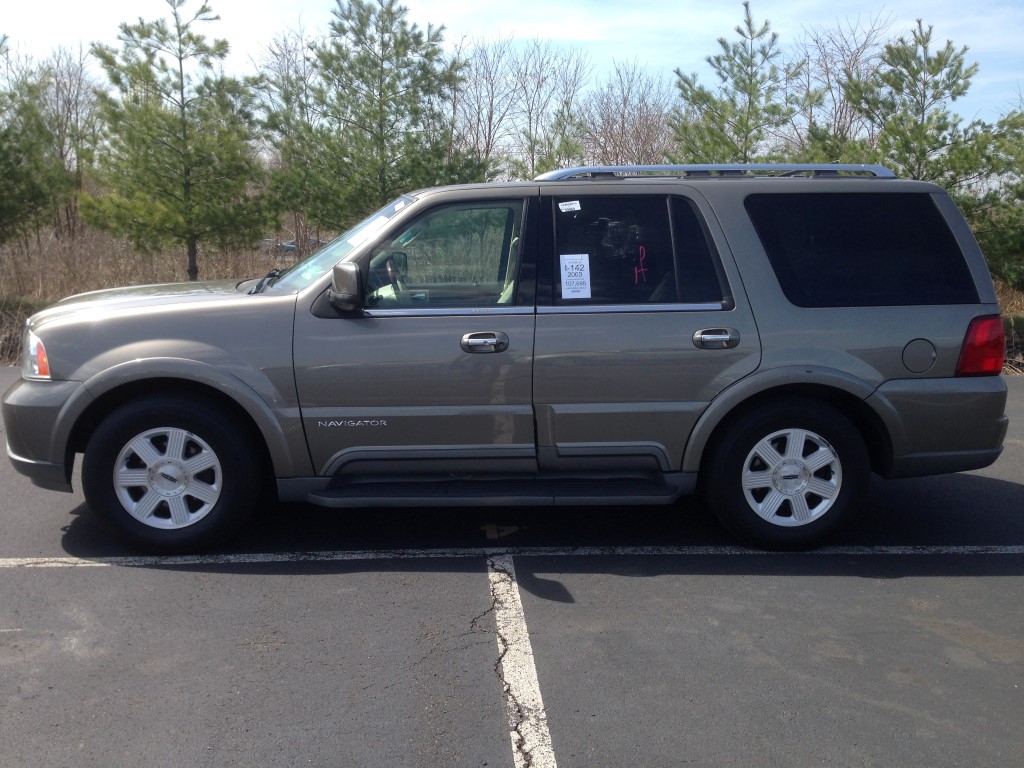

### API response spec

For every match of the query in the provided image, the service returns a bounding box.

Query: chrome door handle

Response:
[693,328,740,349]
[461,332,509,353]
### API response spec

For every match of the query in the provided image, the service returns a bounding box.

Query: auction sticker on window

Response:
[560,253,592,299]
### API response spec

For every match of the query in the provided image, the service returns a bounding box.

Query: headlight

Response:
[23,330,51,380]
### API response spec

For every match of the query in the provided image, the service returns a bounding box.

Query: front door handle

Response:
[461,331,510,354]
[693,328,740,349]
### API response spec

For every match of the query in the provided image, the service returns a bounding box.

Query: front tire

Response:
[82,397,261,553]
[704,400,869,550]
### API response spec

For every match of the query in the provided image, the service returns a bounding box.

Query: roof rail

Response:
[534,164,897,181]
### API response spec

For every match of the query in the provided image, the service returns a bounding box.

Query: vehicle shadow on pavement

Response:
[56,472,1024,585]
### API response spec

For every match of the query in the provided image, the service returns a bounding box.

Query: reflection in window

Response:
[367,202,524,308]
[553,195,723,306]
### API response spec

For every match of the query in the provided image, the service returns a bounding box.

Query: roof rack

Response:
[534,164,896,181]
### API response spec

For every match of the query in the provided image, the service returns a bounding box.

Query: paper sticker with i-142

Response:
[560,254,592,299]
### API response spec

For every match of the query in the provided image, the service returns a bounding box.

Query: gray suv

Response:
[2,164,1009,552]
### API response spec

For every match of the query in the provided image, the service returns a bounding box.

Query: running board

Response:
[305,475,695,509]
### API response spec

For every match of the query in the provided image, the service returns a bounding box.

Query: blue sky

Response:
[4,0,1022,122]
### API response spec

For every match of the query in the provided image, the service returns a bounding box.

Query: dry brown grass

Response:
[0,229,280,301]
[997,280,1024,375]
[0,230,282,364]
[3,231,1024,373]
[996,279,1024,316]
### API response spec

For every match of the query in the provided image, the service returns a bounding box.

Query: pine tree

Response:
[0,38,72,245]
[84,0,270,280]
[844,20,990,187]
[668,2,801,163]
[303,0,483,228]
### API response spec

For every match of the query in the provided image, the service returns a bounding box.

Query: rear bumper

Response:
[869,377,1008,478]
[886,443,1006,479]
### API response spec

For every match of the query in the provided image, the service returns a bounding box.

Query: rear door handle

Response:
[693,328,740,349]
[461,331,510,353]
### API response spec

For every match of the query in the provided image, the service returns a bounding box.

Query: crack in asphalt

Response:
[488,556,532,767]
[486,554,555,768]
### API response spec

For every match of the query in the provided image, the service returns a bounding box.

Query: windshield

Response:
[267,195,416,293]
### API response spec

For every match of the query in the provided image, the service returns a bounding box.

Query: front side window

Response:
[366,201,524,308]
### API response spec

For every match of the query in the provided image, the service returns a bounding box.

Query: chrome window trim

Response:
[538,302,727,315]
[363,306,536,318]
[363,303,728,317]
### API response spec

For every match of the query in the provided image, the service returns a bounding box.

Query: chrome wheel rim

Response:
[741,428,842,527]
[113,427,222,529]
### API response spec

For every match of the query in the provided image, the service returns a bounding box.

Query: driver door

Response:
[293,195,537,478]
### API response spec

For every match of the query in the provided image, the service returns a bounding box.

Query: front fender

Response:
[55,355,310,478]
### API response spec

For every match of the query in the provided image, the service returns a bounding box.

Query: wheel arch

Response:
[684,370,893,478]
[63,359,307,480]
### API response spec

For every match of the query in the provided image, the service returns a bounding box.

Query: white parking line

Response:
[488,554,557,768]
[2,543,1024,569]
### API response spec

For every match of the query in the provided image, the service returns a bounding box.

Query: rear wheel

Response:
[82,397,261,553]
[704,400,869,550]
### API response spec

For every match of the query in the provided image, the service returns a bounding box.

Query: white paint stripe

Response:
[1,544,1024,569]
[488,553,557,768]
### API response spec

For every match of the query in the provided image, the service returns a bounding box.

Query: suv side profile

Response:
[2,164,1009,552]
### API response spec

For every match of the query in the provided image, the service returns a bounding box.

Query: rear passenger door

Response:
[533,186,761,473]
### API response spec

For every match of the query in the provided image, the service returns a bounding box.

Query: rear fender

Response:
[682,366,879,473]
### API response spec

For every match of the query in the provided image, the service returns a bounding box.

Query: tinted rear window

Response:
[745,193,978,307]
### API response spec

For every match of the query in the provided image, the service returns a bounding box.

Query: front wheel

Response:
[82,397,262,553]
[703,401,869,550]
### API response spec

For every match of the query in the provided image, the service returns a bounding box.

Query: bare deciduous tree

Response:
[259,26,325,254]
[451,36,520,176]
[782,13,892,158]
[508,39,590,178]
[43,46,100,238]
[581,60,674,165]
[453,38,590,179]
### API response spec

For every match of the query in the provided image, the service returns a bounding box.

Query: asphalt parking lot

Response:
[1,369,1022,768]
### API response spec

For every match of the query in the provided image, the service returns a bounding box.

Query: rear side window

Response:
[745,193,978,307]
[552,195,724,305]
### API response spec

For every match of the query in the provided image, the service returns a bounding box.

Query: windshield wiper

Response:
[250,268,282,295]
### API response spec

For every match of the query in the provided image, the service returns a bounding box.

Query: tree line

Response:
[1,0,1022,287]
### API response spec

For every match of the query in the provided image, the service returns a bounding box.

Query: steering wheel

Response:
[386,258,405,294]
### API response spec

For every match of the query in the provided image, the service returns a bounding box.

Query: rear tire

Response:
[82,396,261,553]
[704,400,869,550]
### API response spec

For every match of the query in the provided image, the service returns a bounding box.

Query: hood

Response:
[30,280,250,329]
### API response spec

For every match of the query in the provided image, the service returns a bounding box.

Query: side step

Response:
[306,475,695,509]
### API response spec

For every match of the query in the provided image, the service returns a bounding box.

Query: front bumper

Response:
[5,445,72,492]
[2,378,85,492]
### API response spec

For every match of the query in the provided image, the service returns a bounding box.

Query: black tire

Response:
[81,396,262,553]
[703,400,869,550]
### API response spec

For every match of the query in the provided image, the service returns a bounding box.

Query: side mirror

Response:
[328,262,364,313]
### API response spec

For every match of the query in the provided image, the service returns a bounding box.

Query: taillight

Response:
[956,315,1005,376]
[24,330,51,380]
